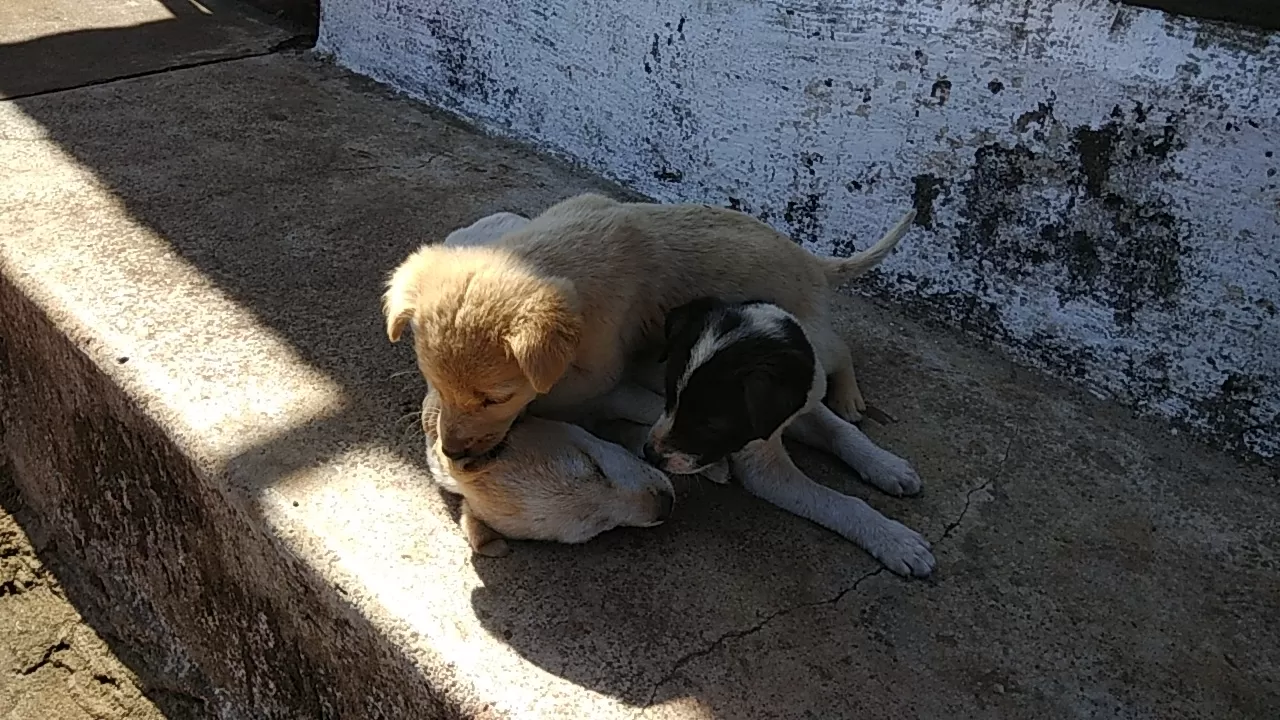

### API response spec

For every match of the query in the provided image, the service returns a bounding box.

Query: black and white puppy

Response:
[643,297,935,578]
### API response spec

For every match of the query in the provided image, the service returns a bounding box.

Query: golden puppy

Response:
[384,194,914,461]
[407,212,675,555]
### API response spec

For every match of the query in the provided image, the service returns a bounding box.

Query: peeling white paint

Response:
[318,0,1280,460]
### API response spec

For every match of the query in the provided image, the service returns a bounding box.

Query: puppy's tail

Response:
[818,208,916,286]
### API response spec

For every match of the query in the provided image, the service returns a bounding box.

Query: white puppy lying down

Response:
[420,385,674,556]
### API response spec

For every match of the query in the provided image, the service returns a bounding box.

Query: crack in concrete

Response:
[640,430,1020,709]
[19,639,71,675]
[939,478,992,543]
[940,430,1017,544]
[329,157,442,174]
[640,566,887,710]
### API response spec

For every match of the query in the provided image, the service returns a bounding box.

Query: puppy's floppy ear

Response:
[506,276,582,394]
[383,248,430,342]
[742,364,807,441]
[660,296,721,362]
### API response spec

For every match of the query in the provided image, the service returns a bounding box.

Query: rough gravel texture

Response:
[1,472,168,720]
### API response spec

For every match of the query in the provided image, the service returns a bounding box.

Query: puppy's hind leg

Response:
[827,363,865,424]
[785,404,922,497]
[731,437,934,577]
[461,501,511,558]
[811,326,864,424]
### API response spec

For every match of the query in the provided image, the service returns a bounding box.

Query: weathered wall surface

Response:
[317,0,1280,461]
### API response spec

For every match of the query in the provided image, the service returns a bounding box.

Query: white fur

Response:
[732,429,934,578]
[653,302,935,577]
[757,387,933,577]
[443,211,531,247]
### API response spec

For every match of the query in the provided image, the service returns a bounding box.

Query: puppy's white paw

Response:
[866,520,935,578]
[860,453,923,497]
[698,459,731,484]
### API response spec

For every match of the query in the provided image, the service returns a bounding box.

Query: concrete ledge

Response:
[0,278,466,719]
[0,0,293,100]
[2,52,1278,718]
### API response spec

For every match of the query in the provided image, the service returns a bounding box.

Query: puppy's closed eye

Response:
[481,394,514,407]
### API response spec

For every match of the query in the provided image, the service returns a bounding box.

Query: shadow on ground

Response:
[0,469,173,720]
[2,7,1279,718]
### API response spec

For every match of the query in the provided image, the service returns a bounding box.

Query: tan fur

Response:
[460,503,510,557]
[385,248,581,456]
[385,194,915,456]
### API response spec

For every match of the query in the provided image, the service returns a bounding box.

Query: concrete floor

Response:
[1,1,1278,719]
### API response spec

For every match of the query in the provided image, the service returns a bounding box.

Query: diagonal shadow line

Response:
[0,9,958,717]
[0,0,298,101]
[0,273,471,718]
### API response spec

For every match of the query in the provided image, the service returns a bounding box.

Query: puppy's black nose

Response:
[643,442,662,467]
[655,488,675,522]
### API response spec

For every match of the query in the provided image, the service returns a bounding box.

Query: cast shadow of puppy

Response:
[466,444,899,711]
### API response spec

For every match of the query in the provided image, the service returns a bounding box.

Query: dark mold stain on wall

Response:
[845,87,1275,462]
[1192,372,1270,456]
[945,102,1191,326]
[653,166,685,182]
[911,174,946,229]
[1014,100,1055,135]
[783,193,823,245]
[930,77,952,106]
[419,8,497,104]
[639,17,699,188]
[776,150,831,245]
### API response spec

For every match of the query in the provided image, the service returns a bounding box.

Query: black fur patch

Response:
[661,299,815,466]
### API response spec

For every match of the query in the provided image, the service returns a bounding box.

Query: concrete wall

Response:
[316,0,1280,462]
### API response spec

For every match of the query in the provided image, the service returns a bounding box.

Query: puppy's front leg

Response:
[591,381,664,426]
[731,437,934,578]
[785,404,922,497]
[460,501,511,558]
[561,422,658,480]
[536,380,664,428]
